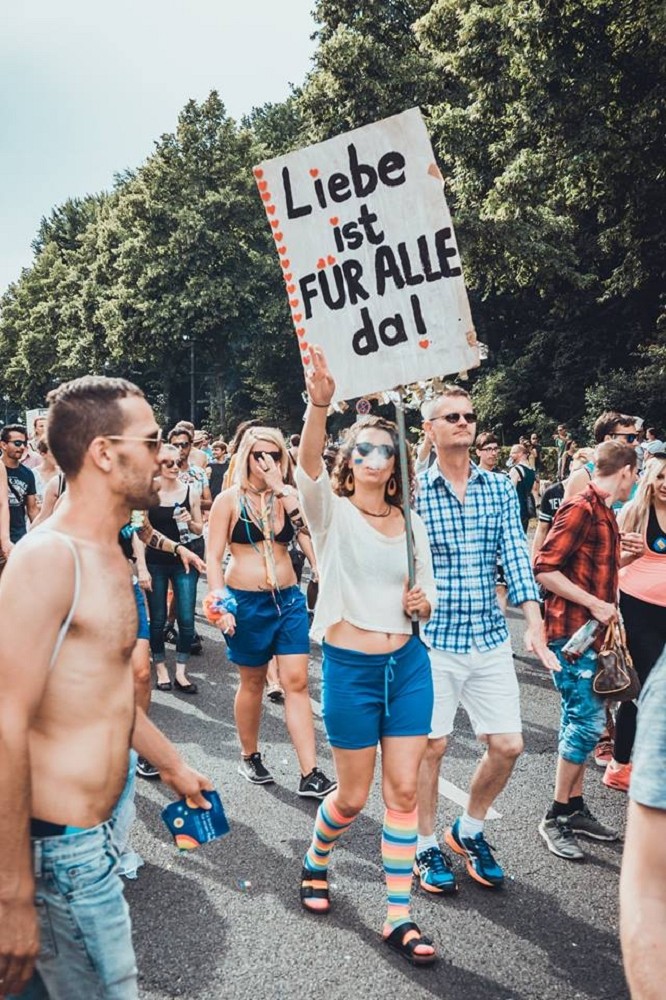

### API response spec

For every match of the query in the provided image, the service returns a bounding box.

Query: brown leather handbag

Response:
[593,619,641,702]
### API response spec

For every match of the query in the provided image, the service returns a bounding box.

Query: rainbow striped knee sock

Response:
[382,806,418,932]
[304,797,357,873]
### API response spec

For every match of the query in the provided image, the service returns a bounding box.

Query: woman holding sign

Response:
[295,346,438,967]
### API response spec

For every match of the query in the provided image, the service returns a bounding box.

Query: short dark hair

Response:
[593,411,635,443]
[1,424,27,443]
[595,440,638,476]
[475,432,498,450]
[46,376,144,476]
[168,426,193,443]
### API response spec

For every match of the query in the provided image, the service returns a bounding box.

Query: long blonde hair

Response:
[618,456,666,535]
[232,427,290,491]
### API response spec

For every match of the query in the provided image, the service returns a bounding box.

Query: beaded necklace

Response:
[239,489,280,590]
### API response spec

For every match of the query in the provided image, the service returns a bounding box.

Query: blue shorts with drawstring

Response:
[321,636,433,749]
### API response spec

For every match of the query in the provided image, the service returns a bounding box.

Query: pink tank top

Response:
[620,546,666,608]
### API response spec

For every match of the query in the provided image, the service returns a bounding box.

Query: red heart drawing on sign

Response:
[287,284,296,293]
[281,259,291,269]
[419,339,430,349]
[253,168,264,179]
[261,192,271,202]
[278,246,287,255]
[300,341,309,352]
[290,299,299,308]
[283,272,292,281]
[270,219,279,229]
[327,255,336,265]
[258,180,268,192]
[273,232,283,242]
[309,168,319,177]
[296,327,305,337]
[330,217,339,226]
[316,258,326,269]
[293,313,302,322]
[302,355,311,365]
[267,205,276,215]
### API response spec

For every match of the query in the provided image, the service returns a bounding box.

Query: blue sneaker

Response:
[413,846,458,895]
[445,818,504,888]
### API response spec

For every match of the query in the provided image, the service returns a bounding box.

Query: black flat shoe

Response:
[156,680,172,691]
[174,678,198,694]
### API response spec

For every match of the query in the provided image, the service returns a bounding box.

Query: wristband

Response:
[308,398,330,409]
[203,588,238,624]
[174,543,182,556]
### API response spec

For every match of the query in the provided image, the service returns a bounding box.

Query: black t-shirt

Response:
[208,460,229,500]
[538,481,565,525]
[6,464,36,542]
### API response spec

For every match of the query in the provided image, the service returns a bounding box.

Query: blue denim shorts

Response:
[321,636,434,749]
[630,648,666,809]
[550,640,607,764]
[12,822,138,999]
[132,581,150,642]
[224,585,310,667]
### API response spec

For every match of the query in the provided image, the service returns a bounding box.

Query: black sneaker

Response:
[136,756,160,780]
[568,805,620,842]
[190,632,203,655]
[163,623,178,645]
[238,752,274,785]
[298,768,337,799]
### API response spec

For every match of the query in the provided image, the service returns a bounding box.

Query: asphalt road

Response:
[126,602,630,1000]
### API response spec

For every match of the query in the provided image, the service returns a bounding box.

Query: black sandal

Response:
[299,866,330,914]
[155,680,172,691]
[383,921,436,966]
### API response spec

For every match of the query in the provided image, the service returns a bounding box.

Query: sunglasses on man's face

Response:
[8,439,27,448]
[172,441,190,449]
[611,432,638,444]
[252,450,282,463]
[432,411,477,425]
[354,441,396,460]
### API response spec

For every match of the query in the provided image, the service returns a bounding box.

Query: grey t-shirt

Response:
[630,649,666,810]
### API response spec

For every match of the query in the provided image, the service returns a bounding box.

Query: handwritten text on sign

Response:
[253,108,479,402]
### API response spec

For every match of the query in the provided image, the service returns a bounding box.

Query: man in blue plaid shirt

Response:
[413,384,559,895]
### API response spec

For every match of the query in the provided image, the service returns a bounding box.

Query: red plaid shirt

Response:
[534,483,620,648]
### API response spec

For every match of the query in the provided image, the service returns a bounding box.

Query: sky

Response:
[0,0,318,294]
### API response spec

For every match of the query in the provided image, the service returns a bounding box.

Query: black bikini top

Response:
[230,512,294,546]
[647,505,666,554]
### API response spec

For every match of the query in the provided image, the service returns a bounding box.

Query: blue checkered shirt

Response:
[416,462,539,653]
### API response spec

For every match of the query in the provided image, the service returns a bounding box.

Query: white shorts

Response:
[429,638,522,739]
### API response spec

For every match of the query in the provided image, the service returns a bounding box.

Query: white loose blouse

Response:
[295,463,437,643]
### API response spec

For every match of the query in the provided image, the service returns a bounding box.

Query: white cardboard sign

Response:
[254,107,479,402]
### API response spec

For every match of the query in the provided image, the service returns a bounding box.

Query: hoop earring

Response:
[345,470,355,494]
[387,475,397,497]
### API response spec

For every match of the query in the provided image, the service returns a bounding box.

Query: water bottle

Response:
[173,504,189,544]
[561,619,602,661]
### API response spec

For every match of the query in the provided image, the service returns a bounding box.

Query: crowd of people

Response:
[0,360,664,997]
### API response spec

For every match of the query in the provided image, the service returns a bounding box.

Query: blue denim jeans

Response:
[146,561,199,662]
[10,823,138,999]
[550,640,607,764]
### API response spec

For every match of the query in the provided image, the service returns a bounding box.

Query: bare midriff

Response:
[225,542,297,592]
[325,620,412,655]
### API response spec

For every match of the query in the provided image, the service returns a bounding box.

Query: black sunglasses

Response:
[354,441,396,459]
[172,441,191,448]
[8,439,27,447]
[252,450,282,462]
[611,433,638,444]
[161,460,178,469]
[433,412,477,425]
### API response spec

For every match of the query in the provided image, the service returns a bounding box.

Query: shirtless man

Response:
[0,376,213,999]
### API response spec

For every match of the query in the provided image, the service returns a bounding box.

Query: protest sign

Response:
[254,107,479,402]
